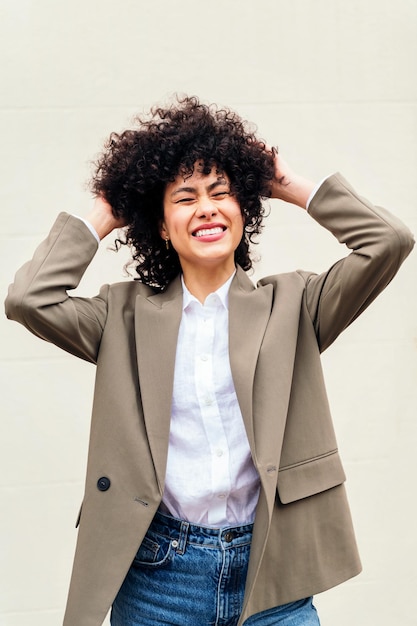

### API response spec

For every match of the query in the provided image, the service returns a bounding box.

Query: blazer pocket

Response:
[277,450,346,504]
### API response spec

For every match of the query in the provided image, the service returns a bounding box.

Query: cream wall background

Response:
[1,1,416,624]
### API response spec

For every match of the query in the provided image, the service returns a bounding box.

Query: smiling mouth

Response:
[193,226,225,238]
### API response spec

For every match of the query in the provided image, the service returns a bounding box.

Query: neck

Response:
[181,265,235,303]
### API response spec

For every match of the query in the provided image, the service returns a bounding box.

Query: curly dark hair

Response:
[90,95,275,290]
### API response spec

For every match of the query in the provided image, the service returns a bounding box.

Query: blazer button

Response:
[97,477,111,492]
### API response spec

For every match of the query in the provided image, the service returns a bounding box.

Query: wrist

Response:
[279,175,316,209]
[85,209,117,240]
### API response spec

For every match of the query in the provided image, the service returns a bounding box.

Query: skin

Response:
[159,166,244,301]
[85,153,316,302]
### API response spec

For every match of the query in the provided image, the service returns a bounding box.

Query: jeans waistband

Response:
[151,510,253,554]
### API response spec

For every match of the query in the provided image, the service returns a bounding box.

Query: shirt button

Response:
[200,354,208,361]
[216,449,224,457]
[204,396,213,406]
[218,493,226,499]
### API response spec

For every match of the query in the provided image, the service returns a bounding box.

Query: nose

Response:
[195,198,218,219]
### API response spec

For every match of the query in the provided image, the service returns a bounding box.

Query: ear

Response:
[159,220,169,240]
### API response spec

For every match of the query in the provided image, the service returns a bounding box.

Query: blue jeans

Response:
[111,510,320,626]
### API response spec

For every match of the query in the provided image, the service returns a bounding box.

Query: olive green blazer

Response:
[5,174,414,625]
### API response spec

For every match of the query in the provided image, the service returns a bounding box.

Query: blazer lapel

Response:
[134,276,183,493]
[229,267,303,485]
[228,268,273,453]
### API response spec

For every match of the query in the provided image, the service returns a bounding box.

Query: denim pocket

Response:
[133,532,174,569]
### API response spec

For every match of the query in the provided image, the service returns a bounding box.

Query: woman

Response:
[5,96,414,626]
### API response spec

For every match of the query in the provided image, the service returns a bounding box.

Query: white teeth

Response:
[194,227,223,237]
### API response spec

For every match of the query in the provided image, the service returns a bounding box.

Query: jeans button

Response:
[224,531,234,543]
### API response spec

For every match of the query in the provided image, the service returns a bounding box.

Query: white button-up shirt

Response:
[161,274,260,527]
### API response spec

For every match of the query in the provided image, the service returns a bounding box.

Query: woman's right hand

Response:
[85,195,127,240]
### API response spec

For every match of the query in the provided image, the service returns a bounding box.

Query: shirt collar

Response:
[181,270,236,311]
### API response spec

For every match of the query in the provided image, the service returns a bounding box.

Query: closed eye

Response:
[212,191,230,199]
[175,197,195,204]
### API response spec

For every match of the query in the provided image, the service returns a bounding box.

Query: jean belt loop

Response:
[175,520,189,555]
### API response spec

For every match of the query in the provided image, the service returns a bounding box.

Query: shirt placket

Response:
[194,297,231,526]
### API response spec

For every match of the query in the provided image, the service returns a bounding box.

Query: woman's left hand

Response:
[268,150,316,210]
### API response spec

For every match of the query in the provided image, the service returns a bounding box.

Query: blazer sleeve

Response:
[303,173,414,352]
[4,212,109,363]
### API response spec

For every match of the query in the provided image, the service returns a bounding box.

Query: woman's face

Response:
[160,165,244,275]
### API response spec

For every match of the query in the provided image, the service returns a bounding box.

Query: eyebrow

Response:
[170,178,229,198]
